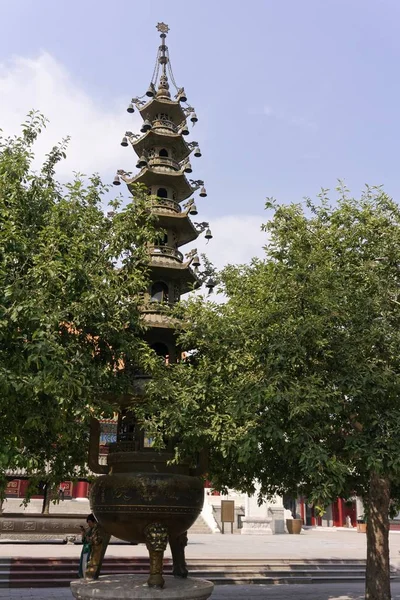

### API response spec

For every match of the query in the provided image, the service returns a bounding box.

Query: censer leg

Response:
[144,522,169,588]
[170,530,188,578]
[85,527,111,580]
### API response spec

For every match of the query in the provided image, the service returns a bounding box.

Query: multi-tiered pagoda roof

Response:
[114,22,212,343]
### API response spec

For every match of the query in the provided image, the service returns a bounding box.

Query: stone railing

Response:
[149,245,183,262]
[151,118,178,133]
[0,513,86,542]
[148,156,180,171]
[141,301,172,313]
[151,198,181,214]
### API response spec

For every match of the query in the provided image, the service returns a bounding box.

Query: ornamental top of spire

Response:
[156,22,169,34]
[128,24,196,119]
[147,23,187,103]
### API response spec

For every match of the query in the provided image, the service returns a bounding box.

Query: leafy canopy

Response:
[145,184,400,508]
[0,112,156,493]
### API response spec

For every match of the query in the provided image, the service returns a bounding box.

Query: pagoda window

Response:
[157,187,168,198]
[154,233,168,246]
[159,148,169,157]
[151,343,169,359]
[117,410,137,443]
[150,282,169,303]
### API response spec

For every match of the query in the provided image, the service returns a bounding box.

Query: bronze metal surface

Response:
[90,472,203,543]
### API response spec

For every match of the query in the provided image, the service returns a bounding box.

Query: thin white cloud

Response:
[0,52,267,271]
[290,114,317,130]
[0,52,139,178]
[263,105,274,117]
[262,104,316,131]
[189,214,267,271]
[184,215,267,304]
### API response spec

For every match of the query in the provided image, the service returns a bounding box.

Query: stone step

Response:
[0,557,365,570]
[1,561,371,572]
[4,574,398,588]
[2,564,369,573]
[3,569,369,580]
[1,556,394,588]
[188,515,212,534]
[0,557,369,565]
[2,563,368,572]
[2,566,369,574]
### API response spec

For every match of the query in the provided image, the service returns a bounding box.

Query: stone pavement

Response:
[3,584,400,600]
[2,529,400,565]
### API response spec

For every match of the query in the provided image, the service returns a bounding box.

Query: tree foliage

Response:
[143,184,400,598]
[0,113,156,494]
[147,184,400,502]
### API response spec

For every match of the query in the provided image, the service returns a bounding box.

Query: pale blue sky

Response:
[1,0,400,263]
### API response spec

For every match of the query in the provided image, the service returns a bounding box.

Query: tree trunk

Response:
[365,472,391,600]
[41,485,51,515]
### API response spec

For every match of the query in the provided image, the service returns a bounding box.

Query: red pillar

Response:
[338,498,344,527]
[311,507,316,526]
[19,479,29,498]
[73,481,89,500]
[299,497,305,523]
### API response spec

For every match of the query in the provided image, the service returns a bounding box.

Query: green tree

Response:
[145,185,400,600]
[0,113,156,496]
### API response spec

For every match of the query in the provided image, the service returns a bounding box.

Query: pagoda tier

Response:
[151,203,198,247]
[130,130,191,162]
[128,169,195,203]
[143,327,180,364]
[139,97,187,127]
[148,257,198,288]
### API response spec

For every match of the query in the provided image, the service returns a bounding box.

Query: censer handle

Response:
[88,417,110,474]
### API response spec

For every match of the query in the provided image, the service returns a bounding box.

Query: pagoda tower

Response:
[87,24,213,592]
[114,22,212,369]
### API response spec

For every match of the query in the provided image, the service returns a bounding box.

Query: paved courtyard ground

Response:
[2,529,400,566]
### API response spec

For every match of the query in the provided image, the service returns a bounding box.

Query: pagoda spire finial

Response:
[156,22,169,34]
[155,22,171,99]
[131,23,188,108]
